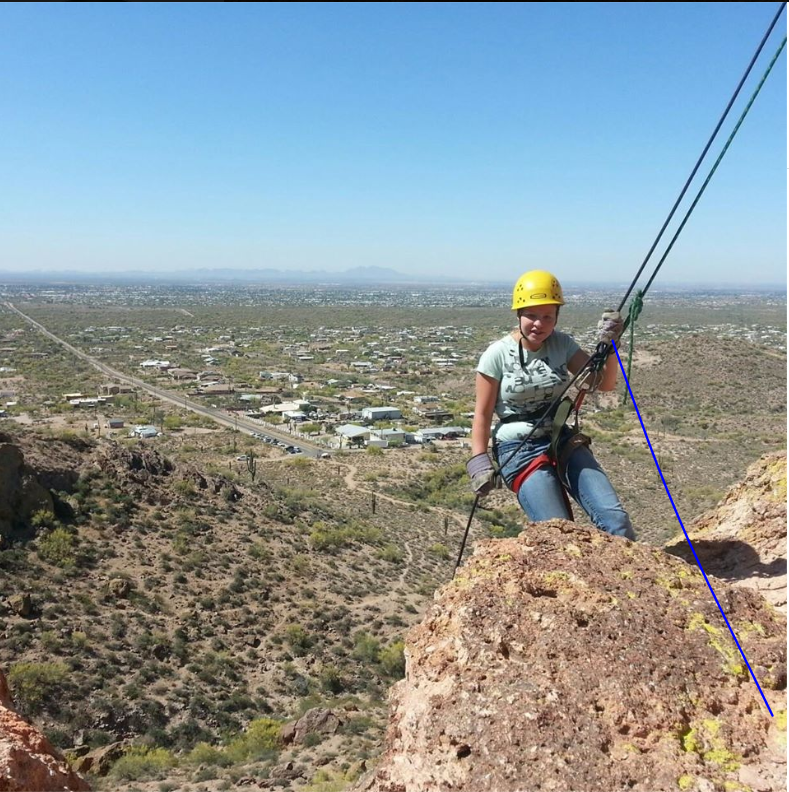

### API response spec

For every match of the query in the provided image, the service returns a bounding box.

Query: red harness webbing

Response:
[510,452,553,495]
[508,452,574,520]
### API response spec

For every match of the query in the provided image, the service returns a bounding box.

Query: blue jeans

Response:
[495,432,636,540]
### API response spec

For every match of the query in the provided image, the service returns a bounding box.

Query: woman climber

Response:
[466,269,636,540]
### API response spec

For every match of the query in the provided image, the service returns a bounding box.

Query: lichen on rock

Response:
[356,517,786,792]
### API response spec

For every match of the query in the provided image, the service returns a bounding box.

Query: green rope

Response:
[639,35,787,298]
[621,290,644,407]
[617,35,786,406]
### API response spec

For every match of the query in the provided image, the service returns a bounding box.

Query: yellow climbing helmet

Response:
[511,270,564,310]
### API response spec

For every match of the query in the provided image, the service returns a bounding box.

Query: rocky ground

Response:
[357,480,787,792]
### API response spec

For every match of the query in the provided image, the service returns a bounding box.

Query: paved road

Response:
[3,301,326,458]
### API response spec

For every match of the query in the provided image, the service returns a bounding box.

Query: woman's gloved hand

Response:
[466,452,496,496]
[597,309,624,345]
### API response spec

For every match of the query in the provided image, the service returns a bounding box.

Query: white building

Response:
[361,406,402,422]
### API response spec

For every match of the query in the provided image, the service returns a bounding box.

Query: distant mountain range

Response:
[0,268,784,292]
[0,266,455,286]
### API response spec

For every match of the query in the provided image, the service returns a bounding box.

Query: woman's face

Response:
[518,304,558,348]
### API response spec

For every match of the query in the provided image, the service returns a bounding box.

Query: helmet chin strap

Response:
[517,314,531,369]
[516,311,527,341]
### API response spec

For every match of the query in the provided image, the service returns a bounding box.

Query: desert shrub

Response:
[194,766,218,782]
[249,541,271,560]
[163,415,183,431]
[224,718,281,763]
[291,554,312,575]
[341,715,375,735]
[304,768,362,791]
[185,741,232,767]
[37,527,77,568]
[109,746,177,781]
[31,510,57,529]
[8,661,69,714]
[284,624,313,656]
[174,480,195,496]
[366,445,383,456]
[309,521,382,553]
[167,719,216,751]
[379,640,406,678]
[319,665,344,694]
[428,543,450,559]
[376,544,404,563]
[352,633,380,664]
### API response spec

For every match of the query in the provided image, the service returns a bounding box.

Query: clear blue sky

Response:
[1,2,786,285]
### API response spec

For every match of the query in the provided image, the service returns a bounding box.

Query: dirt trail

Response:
[340,460,465,530]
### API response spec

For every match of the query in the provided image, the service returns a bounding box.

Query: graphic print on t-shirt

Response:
[501,347,568,413]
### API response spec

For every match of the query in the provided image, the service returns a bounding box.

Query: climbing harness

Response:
[454,3,787,577]
[454,342,608,575]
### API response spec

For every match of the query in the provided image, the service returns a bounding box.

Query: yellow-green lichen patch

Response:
[453,557,501,590]
[626,591,638,599]
[656,575,685,597]
[733,620,766,640]
[495,553,513,563]
[619,570,634,580]
[657,567,701,598]
[770,710,787,752]
[686,614,746,678]
[679,719,741,773]
[563,543,582,558]
[686,613,721,635]
[543,571,571,584]
[723,781,752,792]
[681,726,700,754]
[677,776,694,791]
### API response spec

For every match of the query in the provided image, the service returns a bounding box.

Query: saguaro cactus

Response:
[246,452,257,482]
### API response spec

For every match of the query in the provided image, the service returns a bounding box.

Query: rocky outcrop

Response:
[0,444,53,538]
[357,520,786,792]
[0,669,90,791]
[70,742,127,778]
[281,707,343,745]
[91,441,241,505]
[666,452,786,614]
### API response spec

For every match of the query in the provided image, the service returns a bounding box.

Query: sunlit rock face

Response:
[356,516,786,792]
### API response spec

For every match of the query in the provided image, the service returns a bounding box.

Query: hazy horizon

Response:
[0,266,786,292]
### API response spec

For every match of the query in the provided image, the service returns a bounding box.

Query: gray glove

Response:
[466,453,496,496]
[597,309,624,345]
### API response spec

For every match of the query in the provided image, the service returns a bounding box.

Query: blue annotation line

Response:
[611,340,773,717]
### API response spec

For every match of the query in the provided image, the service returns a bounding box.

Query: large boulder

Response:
[0,668,90,791]
[356,520,786,792]
[281,708,343,746]
[0,444,54,538]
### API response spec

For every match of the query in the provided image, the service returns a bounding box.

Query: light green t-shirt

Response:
[476,331,581,443]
